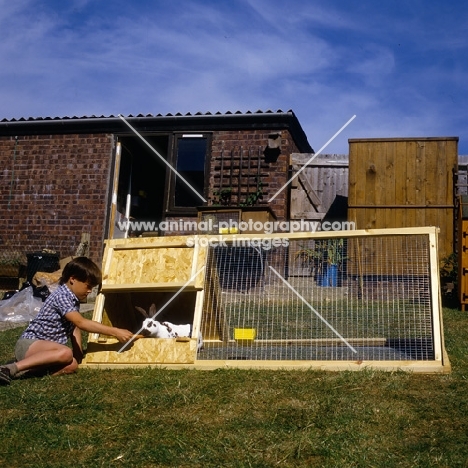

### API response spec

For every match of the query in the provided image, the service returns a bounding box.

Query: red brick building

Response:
[0,110,313,263]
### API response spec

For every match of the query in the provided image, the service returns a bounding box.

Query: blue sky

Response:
[1,0,467,153]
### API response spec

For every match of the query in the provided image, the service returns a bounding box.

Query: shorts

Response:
[15,338,39,361]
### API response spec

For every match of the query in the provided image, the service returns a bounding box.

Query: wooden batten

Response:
[83,358,451,373]
[101,282,200,293]
[458,196,468,310]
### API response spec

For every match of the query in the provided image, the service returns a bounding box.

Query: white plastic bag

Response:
[0,287,43,323]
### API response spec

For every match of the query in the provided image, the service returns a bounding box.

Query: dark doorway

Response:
[117,135,169,231]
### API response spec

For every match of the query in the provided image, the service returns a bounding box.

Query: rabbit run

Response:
[135,304,203,350]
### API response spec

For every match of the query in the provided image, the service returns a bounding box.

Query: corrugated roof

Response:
[0,109,313,153]
[0,109,295,123]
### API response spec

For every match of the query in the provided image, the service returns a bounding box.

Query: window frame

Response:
[164,132,212,215]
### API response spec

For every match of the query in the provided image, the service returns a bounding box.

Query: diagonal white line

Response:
[268,114,356,202]
[268,265,357,353]
[118,114,207,203]
[118,265,206,353]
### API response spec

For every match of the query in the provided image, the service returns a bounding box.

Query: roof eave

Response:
[0,111,313,153]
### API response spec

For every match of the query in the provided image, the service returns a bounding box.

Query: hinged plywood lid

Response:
[101,236,207,292]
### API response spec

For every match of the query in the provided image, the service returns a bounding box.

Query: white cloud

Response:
[0,0,467,152]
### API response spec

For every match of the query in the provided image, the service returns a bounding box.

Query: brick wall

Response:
[209,129,300,221]
[0,127,301,269]
[0,134,114,265]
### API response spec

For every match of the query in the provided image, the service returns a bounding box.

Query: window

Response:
[168,134,210,211]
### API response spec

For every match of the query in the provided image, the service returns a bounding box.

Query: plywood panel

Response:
[105,247,193,285]
[101,236,207,290]
[84,338,198,364]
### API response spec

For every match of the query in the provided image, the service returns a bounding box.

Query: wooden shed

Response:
[348,137,458,264]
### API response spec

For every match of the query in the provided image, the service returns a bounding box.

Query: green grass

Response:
[1,307,468,467]
[225,299,433,340]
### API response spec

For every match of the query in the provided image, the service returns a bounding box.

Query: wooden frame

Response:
[82,227,450,373]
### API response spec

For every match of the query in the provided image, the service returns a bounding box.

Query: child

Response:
[0,257,134,385]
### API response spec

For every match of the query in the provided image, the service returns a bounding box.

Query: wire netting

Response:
[198,233,435,362]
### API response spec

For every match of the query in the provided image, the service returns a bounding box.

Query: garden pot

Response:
[318,264,338,287]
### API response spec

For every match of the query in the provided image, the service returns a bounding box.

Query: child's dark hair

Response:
[59,257,102,287]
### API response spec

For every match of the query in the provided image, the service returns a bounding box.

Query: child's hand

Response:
[114,329,135,343]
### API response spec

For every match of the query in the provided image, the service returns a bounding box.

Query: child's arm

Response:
[71,326,83,364]
[65,311,134,343]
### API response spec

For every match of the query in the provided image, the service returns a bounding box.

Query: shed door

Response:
[289,154,349,222]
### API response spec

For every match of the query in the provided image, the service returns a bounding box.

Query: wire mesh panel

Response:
[197,228,448,370]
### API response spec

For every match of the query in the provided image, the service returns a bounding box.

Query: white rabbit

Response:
[141,318,177,338]
[161,321,204,350]
[135,304,203,350]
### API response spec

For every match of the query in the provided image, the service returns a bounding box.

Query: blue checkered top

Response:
[21,284,81,344]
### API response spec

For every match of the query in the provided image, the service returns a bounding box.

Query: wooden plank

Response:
[291,212,326,220]
[107,141,121,240]
[192,290,205,342]
[101,282,200,292]
[291,153,349,167]
[384,141,396,227]
[109,241,191,250]
[425,140,438,209]
[347,205,453,209]
[105,235,197,249]
[405,141,417,227]
[348,144,357,206]
[349,136,459,144]
[364,143,377,207]
[436,140,448,205]
[194,246,208,290]
[198,226,439,240]
[415,140,426,207]
[348,141,365,229]
[292,164,322,209]
[201,252,229,341]
[373,141,385,207]
[89,292,105,342]
[102,247,114,280]
[428,229,443,361]
[204,338,388,347]
[80,358,451,374]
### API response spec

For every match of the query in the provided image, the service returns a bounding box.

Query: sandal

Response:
[0,366,12,385]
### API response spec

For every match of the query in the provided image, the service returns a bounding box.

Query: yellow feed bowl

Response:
[234,328,256,341]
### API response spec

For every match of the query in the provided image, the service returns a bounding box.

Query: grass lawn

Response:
[1,306,468,468]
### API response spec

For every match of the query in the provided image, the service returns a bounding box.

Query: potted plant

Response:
[295,239,345,287]
[0,251,26,278]
[212,187,233,206]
